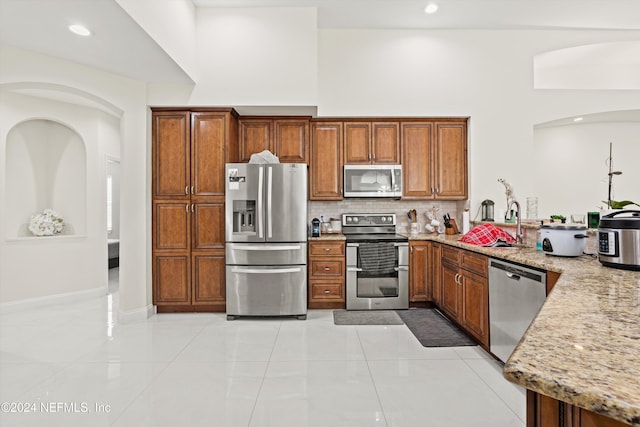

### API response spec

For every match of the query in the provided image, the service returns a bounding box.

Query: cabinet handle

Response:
[185,204,189,212]
[435,187,439,194]
[185,186,189,195]
[191,204,194,212]
[191,186,194,194]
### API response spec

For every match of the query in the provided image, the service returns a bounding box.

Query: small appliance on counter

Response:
[311,218,321,237]
[540,223,588,257]
[597,210,640,270]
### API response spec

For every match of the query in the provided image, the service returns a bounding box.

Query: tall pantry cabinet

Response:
[151,108,239,312]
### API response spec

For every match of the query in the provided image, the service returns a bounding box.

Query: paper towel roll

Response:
[462,211,470,234]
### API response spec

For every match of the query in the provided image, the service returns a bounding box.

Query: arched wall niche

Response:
[5,118,87,239]
[534,40,640,90]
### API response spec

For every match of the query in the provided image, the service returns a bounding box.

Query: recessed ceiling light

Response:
[424,3,439,14]
[69,24,91,37]
[573,117,584,122]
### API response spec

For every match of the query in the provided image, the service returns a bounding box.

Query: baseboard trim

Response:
[117,304,155,323]
[0,286,106,314]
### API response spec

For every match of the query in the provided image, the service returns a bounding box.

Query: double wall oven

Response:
[343,213,409,310]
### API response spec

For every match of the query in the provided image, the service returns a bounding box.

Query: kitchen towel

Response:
[358,243,397,275]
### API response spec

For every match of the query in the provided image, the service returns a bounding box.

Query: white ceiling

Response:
[194,0,640,31]
[1,0,639,85]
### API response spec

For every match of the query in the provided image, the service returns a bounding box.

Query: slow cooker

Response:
[540,223,588,257]
[598,210,640,271]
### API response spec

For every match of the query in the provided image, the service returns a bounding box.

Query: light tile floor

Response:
[0,269,525,426]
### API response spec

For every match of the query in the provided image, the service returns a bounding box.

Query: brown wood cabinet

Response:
[409,241,431,302]
[308,240,346,309]
[344,121,400,164]
[527,390,630,427]
[431,243,442,305]
[401,119,468,200]
[310,121,343,200]
[439,245,489,348]
[238,117,309,163]
[151,108,238,312]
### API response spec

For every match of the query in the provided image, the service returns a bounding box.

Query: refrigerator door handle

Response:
[231,267,302,274]
[229,244,302,251]
[267,166,273,239]
[257,166,264,238]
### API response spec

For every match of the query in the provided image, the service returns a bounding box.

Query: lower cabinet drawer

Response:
[310,282,343,300]
[309,259,344,277]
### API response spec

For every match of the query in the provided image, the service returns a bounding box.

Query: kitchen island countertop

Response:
[406,232,640,426]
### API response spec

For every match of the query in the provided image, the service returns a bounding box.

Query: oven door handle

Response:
[347,267,363,272]
[395,266,409,271]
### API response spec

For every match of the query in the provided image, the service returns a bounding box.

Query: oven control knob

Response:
[346,217,352,223]
[387,216,393,223]
[381,217,387,223]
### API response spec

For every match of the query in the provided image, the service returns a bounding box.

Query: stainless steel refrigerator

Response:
[225,163,308,320]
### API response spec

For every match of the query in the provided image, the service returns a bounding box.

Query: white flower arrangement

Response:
[28,208,65,236]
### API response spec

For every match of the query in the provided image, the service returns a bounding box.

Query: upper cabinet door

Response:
[310,122,343,200]
[433,122,467,199]
[401,122,433,199]
[153,111,190,199]
[239,119,272,163]
[344,122,371,164]
[344,121,400,164]
[274,119,309,163]
[191,113,227,197]
[371,122,400,164]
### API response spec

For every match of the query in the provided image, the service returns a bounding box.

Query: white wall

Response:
[317,29,640,218]
[534,122,640,219]
[0,46,149,319]
[115,0,198,81]
[0,91,118,302]
[149,7,318,107]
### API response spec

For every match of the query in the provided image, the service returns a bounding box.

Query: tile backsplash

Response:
[309,200,465,234]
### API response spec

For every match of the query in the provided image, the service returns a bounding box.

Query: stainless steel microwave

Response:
[343,165,402,198]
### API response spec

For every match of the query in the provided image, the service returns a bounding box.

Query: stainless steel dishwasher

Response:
[489,258,546,363]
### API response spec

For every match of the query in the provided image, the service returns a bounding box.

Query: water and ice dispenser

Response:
[232,200,256,233]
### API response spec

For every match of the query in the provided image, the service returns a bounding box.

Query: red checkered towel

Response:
[459,223,516,246]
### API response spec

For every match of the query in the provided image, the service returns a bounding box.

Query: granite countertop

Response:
[308,233,346,241]
[407,232,640,426]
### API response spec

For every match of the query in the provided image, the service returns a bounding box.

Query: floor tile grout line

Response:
[460,356,526,425]
[107,361,173,426]
[245,318,283,427]
[355,325,391,427]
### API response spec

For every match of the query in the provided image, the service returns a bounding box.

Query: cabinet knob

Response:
[324,248,331,251]
[323,290,330,294]
[324,267,331,271]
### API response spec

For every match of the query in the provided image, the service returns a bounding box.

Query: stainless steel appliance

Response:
[343,213,409,310]
[489,258,546,363]
[598,210,640,271]
[343,165,402,198]
[225,163,308,320]
[540,223,588,257]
